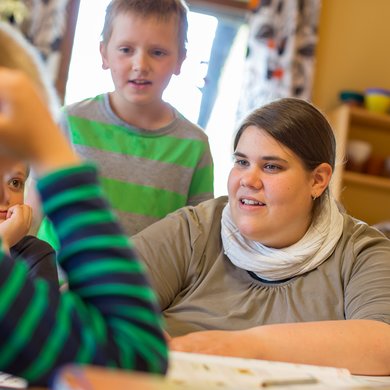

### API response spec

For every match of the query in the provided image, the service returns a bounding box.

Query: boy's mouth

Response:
[129,79,151,85]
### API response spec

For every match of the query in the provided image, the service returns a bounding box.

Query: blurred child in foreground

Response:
[0,21,167,386]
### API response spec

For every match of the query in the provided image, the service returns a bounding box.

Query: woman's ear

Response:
[311,163,333,198]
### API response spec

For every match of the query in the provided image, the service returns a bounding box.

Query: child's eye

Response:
[152,49,166,57]
[119,47,131,54]
[8,179,24,191]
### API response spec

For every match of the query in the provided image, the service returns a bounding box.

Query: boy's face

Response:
[100,12,185,110]
[0,162,27,221]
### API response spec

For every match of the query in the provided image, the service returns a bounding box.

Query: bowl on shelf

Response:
[364,88,390,114]
[339,90,364,106]
[346,139,372,173]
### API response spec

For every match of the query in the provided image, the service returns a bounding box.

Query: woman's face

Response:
[227,126,317,248]
[0,162,27,221]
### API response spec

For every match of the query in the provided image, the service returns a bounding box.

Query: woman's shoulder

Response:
[342,213,390,239]
[177,196,228,225]
[339,213,390,255]
[133,197,227,245]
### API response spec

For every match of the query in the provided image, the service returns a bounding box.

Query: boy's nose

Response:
[133,52,149,72]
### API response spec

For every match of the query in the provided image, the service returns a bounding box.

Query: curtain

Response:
[20,0,69,84]
[237,0,321,121]
[0,0,69,84]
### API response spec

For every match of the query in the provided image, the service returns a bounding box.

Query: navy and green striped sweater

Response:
[0,163,167,385]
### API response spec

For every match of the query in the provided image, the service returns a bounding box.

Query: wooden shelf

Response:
[327,104,390,225]
[347,106,390,130]
[343,171,390,190]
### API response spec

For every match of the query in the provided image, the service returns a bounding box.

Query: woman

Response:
[133,97,390,375]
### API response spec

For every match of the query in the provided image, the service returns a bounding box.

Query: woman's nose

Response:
[240,169,262,189]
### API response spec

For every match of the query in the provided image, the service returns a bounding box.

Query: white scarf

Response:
[221,194,344,281]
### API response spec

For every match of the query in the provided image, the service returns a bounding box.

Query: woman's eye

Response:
[234,158,248,167]
[264,163,281,172]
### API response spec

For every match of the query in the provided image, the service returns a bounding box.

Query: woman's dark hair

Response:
[234,98,336,210]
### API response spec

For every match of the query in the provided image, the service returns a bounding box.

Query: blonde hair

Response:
[101,0,188,56]
[0,21,60,119]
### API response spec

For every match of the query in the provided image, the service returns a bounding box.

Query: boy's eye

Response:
[152,49,166,57]
[119,47,131,54]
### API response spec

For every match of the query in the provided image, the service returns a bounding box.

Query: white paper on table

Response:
[166,351,390,389]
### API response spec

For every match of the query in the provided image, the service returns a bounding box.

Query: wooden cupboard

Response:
[326,105,390,225]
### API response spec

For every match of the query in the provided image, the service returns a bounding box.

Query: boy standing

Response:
[40,0,214,244]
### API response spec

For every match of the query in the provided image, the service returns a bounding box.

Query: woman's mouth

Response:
[240,198,265,206]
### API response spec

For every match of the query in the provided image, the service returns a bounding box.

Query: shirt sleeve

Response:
[0,163,168,386]
[344,222,390,324]
[133,208,196,311]
[10,235,59,289]
[187,139,214,206]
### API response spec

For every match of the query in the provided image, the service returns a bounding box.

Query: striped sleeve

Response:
[0,163,167,386]
[187,140,214,206]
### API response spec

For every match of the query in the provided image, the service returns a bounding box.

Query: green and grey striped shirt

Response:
[66,94,213,235]
[38,94,214,250]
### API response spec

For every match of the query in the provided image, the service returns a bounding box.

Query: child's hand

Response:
[0,68,52,161]
[0,204,32,253]
[0,68,79,175]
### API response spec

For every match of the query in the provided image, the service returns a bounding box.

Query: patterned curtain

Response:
[20,0,69,84]
[0,0,69,84]
[237,0,321,120]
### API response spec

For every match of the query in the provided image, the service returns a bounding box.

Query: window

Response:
[66,2,248,196]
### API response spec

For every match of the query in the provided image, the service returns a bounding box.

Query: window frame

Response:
[55,0,80,103]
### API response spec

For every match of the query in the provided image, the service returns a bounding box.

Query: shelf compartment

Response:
[340,171,390,225]
[343,171,390,190]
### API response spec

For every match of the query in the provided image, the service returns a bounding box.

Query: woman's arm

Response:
[170,319,390,375]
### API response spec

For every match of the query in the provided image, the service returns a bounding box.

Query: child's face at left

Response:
[0,162,27,221]
[100,12,185,110]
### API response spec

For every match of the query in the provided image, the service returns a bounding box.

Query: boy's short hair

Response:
[101,0,189,55]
